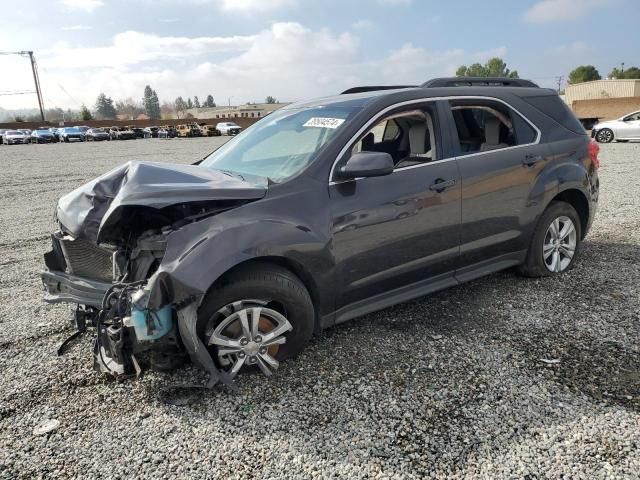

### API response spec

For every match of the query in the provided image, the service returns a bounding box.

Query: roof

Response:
[284,83,555,112]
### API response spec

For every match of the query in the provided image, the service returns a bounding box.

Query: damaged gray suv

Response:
[42,77,600,386]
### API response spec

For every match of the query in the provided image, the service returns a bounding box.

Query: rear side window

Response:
[520,94,585,134]
[448,100,537,155]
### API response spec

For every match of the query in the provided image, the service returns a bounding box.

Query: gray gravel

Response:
[0,139,638,479]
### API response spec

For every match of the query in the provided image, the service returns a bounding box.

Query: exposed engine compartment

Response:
[42,160,270,381]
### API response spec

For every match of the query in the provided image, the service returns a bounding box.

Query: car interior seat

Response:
[480,116,508,152]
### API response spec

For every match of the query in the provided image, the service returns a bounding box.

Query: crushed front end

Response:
[40,160,269,382]
[42,228,184,377]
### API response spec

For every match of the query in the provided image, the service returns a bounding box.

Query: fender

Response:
[143,207,335,313]
[524,155,591,240]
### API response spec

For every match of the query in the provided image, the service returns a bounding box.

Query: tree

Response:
[608,66,640,79]
[174,96,187,118]
[193,96,201,108]
[116,97,143,120]
[94,93,117,119]
[456,57,519,78]
[14,115,25,122]
[568,65,601,84]
[80,105,93,121]
[160,101,175,119]
[142,85,161,119]
[204,94,216,108]
[187,97,193,109]
[265,95,278,104]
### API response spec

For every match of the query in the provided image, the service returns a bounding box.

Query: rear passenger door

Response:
[446,98,549,278]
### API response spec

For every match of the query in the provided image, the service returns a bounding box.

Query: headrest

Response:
[409,123,427,155]
[484,116,501,145]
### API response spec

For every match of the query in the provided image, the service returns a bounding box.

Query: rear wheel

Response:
[518,201,582,277]
[197,264,314,378]
[595,128,614,143]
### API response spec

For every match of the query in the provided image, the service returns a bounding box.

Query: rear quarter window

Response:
[521,94,586,135]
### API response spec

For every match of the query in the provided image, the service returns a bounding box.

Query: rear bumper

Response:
[41,269,111,307]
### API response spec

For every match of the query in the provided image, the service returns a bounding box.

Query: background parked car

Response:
[0,129,6,144]
[30,129,56,144]
[47,128,60,142]
[2,129,31,145]
[108,126,136,140]
[175,124,192,137]
[143,126,159,138]
[592,110,640,143]
[199,123,221,136]
[59,127,86,142]
[161,125,177,138]
[128,126,146,139]
[85,128,110,141]
[216,121,242,135]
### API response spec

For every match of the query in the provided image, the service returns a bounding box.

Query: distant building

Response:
[565,79,640,105]
[565,79,640,128]
[185,102,289,121]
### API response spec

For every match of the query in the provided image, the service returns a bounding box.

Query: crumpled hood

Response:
[56,160,268,243]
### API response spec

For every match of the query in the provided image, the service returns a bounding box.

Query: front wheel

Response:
[197,264,315,378]
[518,201,582,277]
[595,128,614,143]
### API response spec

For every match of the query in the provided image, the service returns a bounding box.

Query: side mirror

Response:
[337,151,394,179]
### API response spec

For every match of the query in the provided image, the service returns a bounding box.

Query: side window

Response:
[449,101,535,155]
[351,107,438,169]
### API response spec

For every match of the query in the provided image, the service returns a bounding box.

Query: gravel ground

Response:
[0,139,638,479]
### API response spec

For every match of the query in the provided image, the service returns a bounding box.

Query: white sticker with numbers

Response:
[303,117,345,129]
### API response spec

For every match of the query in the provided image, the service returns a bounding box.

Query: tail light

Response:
[588,140,600,169]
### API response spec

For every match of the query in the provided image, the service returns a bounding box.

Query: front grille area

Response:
[59,237,114,282]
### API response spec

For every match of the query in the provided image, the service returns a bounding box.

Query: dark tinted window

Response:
[448,100,536,155]
[520,94,585,134]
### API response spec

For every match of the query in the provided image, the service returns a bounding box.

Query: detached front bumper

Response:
[41,269,111,307]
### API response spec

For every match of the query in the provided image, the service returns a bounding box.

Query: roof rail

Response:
[341,85,417,94]
[422,77,539,88]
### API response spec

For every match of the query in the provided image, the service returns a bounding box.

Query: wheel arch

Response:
[201,255,323,329]
[548,188,590,239]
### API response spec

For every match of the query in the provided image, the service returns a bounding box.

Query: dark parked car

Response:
[143,126,159,138]
[41,77,599,385]
[85,128,110,141]
[30,129,56,143]
[130,127,146,139]
[59,127,86,142]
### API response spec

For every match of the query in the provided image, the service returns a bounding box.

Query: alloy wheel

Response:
[596,129,613,143]
[205,300,292,378]
[543,216,577,273]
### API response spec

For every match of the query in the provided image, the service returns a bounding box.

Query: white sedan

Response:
[215,122,242,136]
[592,110,640,143]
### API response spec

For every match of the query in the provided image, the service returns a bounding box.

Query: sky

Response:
[0,0,638,111]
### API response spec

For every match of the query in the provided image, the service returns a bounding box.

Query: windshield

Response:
[7,130,21,135]
[201,106,359,182]
[92,128,106,133]
[35,130,49,134]
[67,127,80,132]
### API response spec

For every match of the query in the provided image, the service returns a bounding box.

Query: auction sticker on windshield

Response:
[303,117,345,129]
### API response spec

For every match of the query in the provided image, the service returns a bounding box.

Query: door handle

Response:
[429,178,456,192]
[523,154,543,167]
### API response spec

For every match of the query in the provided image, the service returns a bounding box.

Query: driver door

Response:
[329,102,461,317]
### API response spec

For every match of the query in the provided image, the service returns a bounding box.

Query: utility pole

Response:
[28,51,45,121]
[555,76,563,93]
[621,62,625,75]
[0,50,45,121]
